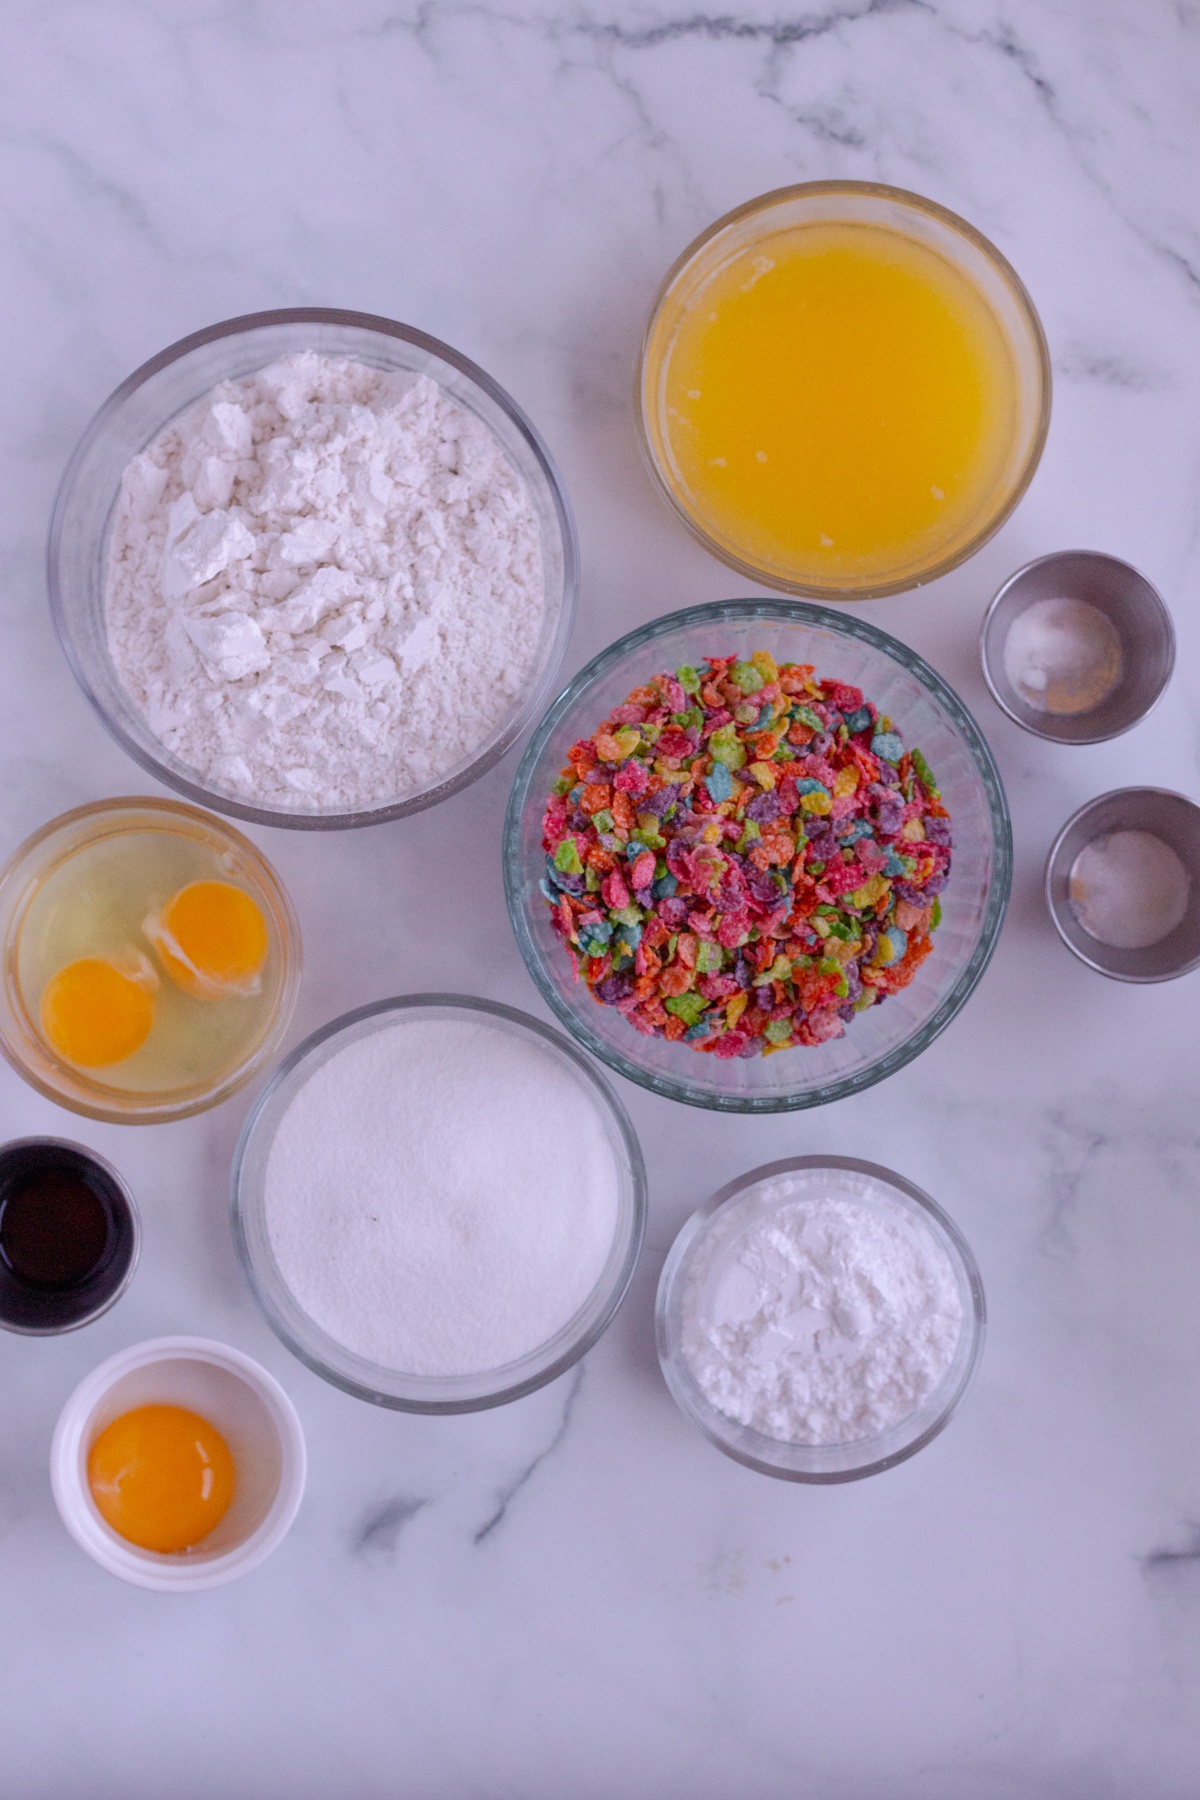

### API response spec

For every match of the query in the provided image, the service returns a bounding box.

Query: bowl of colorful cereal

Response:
[503,601,1011,1112]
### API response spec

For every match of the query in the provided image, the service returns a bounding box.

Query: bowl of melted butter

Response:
[638,181,1051,600]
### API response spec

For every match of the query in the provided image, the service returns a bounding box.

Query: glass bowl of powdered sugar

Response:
[232,993,645,1411]
[49,309,578,827]
[656,1155,984,1481]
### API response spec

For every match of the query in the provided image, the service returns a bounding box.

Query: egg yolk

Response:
[145,880,269,999]
[40,956,157,1066]
[88,1404,236,1554]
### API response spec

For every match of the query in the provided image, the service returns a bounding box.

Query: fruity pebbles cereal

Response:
[539,652,952,1058]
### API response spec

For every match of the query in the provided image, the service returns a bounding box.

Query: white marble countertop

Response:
[2,2,1199,1794]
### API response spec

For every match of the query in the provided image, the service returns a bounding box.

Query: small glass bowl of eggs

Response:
[0,796,300,1123]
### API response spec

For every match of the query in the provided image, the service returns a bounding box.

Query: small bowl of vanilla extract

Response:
[0,1138,139,1333]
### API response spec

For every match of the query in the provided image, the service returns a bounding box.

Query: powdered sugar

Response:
[681,1172,964,1445]
[263,1015,621,1377]
[105,352,544,810]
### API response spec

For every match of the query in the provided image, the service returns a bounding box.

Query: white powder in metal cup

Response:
[681,1172,964,1446]
[1069,828,1191,949]
[106,352,545,811]
[263,1015,621,1376]
[1002,596,1123,716]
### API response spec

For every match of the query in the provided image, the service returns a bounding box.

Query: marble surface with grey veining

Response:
[2,3,1200,1795]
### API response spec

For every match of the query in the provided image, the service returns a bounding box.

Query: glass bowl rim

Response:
[655,1152,987,1482]
[230,990,648,1413]
[47,305,580,830]
[0,794,301,1125]
[635,179,1052,601]
[503,597,1013,1113]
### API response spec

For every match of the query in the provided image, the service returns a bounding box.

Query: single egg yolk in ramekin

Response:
[88,1404,236,1554]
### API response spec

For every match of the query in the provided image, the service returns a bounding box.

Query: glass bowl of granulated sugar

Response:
[232,993,646,1412]
[656,1155,984,1481]
[49,309,578,828]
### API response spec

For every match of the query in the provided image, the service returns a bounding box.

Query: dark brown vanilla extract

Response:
[0,1140,137,1332]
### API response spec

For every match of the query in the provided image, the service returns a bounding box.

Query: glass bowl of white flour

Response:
[656,1155,984,1481]
[49,309,578,827]
[231,993,646,1411]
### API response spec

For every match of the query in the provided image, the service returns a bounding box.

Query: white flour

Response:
[263,1015,620,1377]
[681,1175,963,1446]
[105,352,544,810]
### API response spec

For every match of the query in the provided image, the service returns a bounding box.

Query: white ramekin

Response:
[50,1335,306,1591]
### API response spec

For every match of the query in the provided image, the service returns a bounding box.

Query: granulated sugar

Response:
[106,352,544,811]
[263,1015,620,1376]
[681,1174,963,1446]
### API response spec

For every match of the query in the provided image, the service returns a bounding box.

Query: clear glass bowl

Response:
[0,797,300,1124]
[231,994,647,1413]
[0,1137,140,1333]
[656,1155,986,1482]
[638,182,1051,600]
[48,308,579,828]
[503,600,1011,1113]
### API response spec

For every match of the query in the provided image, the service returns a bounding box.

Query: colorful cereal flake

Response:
[539,653,952,1058]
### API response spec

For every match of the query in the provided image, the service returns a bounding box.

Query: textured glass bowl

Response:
[0,797,300,1125]
[656,1155,986,1482]
[48,307,578,828]
[638,181,1050,600]
[504,601,1011,1113]
[232,994,646,1413]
